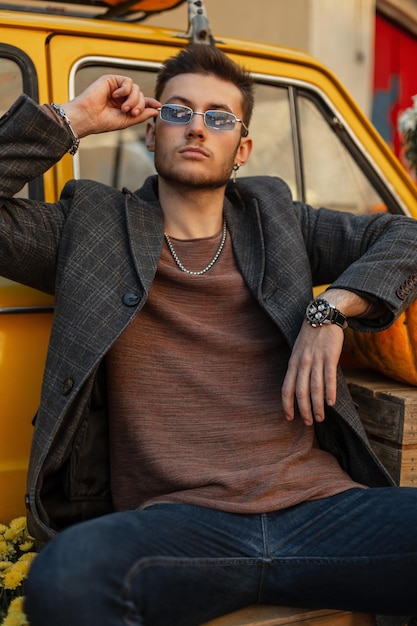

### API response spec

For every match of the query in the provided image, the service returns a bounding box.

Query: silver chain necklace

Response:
[164,219,227,276]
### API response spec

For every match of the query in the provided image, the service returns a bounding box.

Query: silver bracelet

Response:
[50,103,80,155]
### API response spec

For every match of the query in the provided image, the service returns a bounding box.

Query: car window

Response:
[298,95,385,214]
[0,58,22,108]
[243,83,297,194]
[74,61,389,216]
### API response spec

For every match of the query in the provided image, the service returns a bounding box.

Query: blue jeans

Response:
[25,488,417,626]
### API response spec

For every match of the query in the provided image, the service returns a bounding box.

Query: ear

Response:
[236,136,252,167]
[145,121,156,152]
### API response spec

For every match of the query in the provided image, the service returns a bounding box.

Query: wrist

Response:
[49,103,80,155]
[321,288,374,318]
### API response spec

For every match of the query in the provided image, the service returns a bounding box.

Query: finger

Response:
[111,76,134,99]
[111,78,144,115]
[118,83,143,113]
[322,325,344,407]
[282,360,298,421]
[130,97,161,118]
[324,358,338,407]
[295,366,315,426]
[145,97,162,111]
[309,362,325,423]
[283,356,315,426]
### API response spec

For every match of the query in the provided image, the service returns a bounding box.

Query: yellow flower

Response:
[3,530,19,543]
[16,553,36,565]
[0,539,13,560]
[16,543,33,554]
[1,596,29,626]
[4,531,22,544]
[0,518,37,626]
[2,555,35,591]
[4,519,27,544]
[7,520,26,534]
[3,568,25,591]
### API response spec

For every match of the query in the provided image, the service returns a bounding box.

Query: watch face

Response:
[306,298,330,326]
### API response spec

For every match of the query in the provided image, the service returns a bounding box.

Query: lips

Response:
[178,145,210,158]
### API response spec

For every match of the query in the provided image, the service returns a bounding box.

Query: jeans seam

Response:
[256,513,272,603]
[269,552,417,565]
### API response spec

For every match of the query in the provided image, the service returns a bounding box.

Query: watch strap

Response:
[327,305,349,330]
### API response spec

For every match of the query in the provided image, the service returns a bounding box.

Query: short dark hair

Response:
[155,44,254,131]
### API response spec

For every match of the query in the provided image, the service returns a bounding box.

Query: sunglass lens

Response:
[161,105,192,124]
[205,111,236,130]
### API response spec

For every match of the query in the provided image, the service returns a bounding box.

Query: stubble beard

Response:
[153,142,239,191]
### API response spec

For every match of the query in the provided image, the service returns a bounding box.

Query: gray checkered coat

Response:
[1,95,417,548]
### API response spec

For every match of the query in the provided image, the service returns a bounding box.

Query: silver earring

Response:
[232,163,240,183]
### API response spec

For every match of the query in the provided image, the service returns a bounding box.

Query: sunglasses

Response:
[157,104,249,137]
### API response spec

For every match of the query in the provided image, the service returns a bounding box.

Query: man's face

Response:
[146,73,252,190]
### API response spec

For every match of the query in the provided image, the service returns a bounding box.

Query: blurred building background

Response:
[146,0,417,170]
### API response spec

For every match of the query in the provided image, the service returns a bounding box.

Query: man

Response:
[1,44,417,626]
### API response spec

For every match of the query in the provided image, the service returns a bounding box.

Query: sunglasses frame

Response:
[157,104,249,137]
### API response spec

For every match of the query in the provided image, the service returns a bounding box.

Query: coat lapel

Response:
[224,190,265,302]
[125,182,164,295]
[226,178,311,346]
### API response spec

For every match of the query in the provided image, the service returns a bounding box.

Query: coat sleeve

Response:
[0,94,71,292]
[0,94,72,197]
[294,201,417,330]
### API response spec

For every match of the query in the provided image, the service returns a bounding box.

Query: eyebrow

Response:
[165,95,234,113]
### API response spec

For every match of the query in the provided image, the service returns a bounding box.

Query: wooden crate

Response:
[202,605,375,625]
[345,368,417,485]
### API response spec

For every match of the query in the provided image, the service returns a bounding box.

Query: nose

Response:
[185,111,206,138]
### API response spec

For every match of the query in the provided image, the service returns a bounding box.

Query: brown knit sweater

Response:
[106,229,363,513]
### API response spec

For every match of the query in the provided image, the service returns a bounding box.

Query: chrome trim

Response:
[0,306,54,314]
[69,56,161,98]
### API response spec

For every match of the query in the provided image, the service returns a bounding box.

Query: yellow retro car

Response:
[1,0,417,523]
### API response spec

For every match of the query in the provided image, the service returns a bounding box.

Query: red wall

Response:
[372,12,417,174]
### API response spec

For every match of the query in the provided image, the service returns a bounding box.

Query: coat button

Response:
[123,292,140,306]
[62,377,74,395]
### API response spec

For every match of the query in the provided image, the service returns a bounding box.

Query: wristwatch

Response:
[305,297,348,330]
